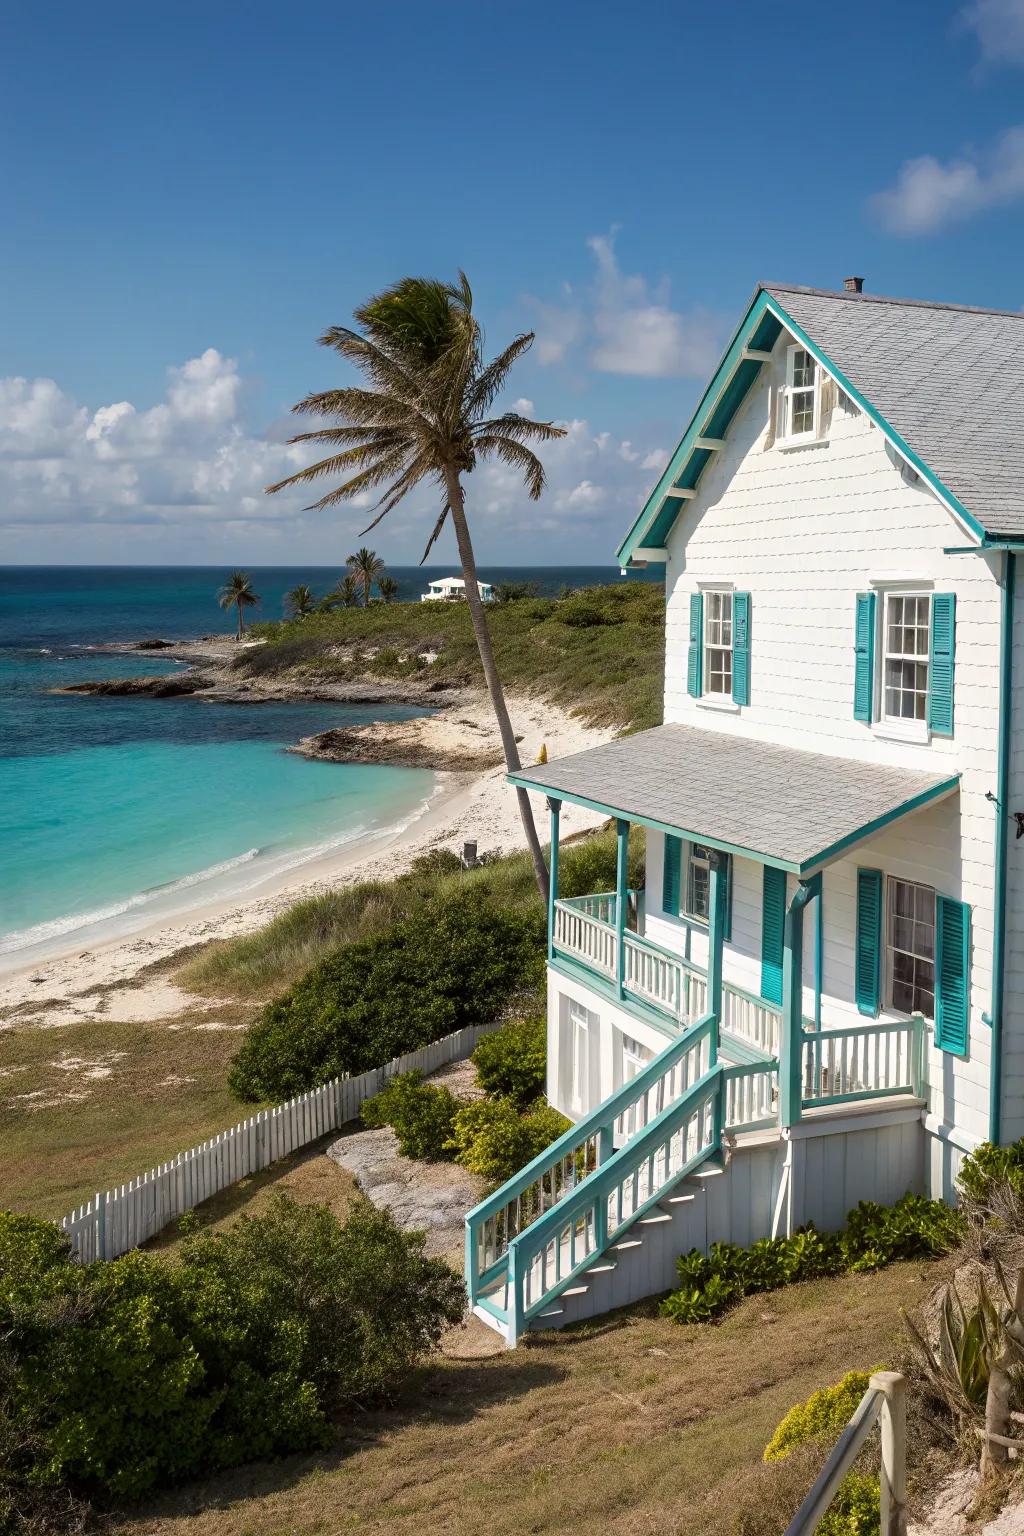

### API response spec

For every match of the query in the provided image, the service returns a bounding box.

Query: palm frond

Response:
[474,434,547,499]
[419,503,451,564]
[359,454,435,534]
[317,327,429,408]
[474,412,566,445]
[291,388,422,430]
[464,334,535,415]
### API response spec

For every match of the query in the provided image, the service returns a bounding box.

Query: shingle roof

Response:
[510,723,959,873]
[765,283,1024,538]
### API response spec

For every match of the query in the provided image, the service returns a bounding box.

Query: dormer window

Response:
[777,345,820,443]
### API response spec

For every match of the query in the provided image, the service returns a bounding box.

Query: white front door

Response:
[569,1000,594,1114]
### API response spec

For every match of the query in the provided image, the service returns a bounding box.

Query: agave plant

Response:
[906,1278,998,1434]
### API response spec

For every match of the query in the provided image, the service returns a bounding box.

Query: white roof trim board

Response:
[509,723,959,875]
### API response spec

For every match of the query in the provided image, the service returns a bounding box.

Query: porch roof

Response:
[507,724,959,875]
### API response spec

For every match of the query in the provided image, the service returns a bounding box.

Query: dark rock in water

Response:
[290,720,502,771]
[52,673,212,698]
[132,638,175,650]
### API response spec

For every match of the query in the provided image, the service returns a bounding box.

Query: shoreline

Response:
[1,692,612,1019]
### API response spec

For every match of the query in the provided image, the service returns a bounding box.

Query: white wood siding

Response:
[1000,584,1024,1140]
[656,333,1001,1149]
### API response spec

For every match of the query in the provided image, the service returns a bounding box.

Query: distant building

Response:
[420,576,494,604]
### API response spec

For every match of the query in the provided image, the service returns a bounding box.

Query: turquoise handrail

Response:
[464,1012,714,1304]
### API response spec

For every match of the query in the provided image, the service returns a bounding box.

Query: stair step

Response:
[690,1164,725,1180]
[562,1285,589,1297]
[661,1192,697,1206]
[586,1261,617,1274]
[638,1212,673,1225]
[539,1307,564,1318]
[609,1238,643,1251]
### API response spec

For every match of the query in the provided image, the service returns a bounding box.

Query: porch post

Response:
[546,797,561,961]
[780,873,821,1128]
[615,818,629,999]
[707,850,727,1069]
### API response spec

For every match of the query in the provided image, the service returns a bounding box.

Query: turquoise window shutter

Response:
[853,593,876,722]
[662,834,681,917]
[732,593,751,706]
[927,593,956,737]
[760,865,786,1006]
[935,895,971,1056]
[687,592,703,698]
[723,854,733,943]
[855,868,883,1016]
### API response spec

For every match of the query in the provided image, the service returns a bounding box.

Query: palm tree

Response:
[265,274,566,899]
[346,545,386,606]
[285,582,315,618]
[218,571,260,639]
[378,575,400,604]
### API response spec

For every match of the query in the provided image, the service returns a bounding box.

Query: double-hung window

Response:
[685,844,713,921]
[777,345,819,443]
[887,876,935,1019]
[882,592,931,725]
[703,591,733,697]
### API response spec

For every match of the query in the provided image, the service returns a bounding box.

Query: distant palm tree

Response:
[378,574,400,604]
[218,571,260,639]
[285,582,315,618]
[346,546,386,606]
[321,573,361,611]
[265,274,565,899]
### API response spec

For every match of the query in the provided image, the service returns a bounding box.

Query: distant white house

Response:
[420,575,494,604]
[466,278,1024,1346]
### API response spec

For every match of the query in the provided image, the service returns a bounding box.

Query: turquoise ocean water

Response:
[1,565,659,968]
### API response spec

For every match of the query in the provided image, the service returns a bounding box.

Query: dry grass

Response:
[113,1258,944,1536]
[0,995,252,1218]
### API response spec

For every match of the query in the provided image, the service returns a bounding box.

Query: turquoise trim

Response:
[935,895,971,1058]
[853,592,876,724]
[855,868,883,1017]
[799,774,960,874]
[548,954,680,1036]
[546,798,560,960]
[780,875,821,1127]
[814,884,824,1032]
[927,593,956,737]
[991,552,1015,1143]
[760,866,786,1007]
[615,819,629,999]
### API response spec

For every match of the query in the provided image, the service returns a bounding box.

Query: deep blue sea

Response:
[0,565,659,967]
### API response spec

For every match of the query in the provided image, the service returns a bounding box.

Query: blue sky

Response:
[3,0,1024,565]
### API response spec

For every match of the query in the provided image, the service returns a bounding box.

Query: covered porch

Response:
[509,723,959,1126]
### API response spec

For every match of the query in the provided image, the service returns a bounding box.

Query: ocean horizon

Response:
[0,564,660,967]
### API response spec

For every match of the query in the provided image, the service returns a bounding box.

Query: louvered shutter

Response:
[760,865,786,1006]
[723,854,733,943]
[853,593,876,723]
[687,592,703,698]
[935,896,971,1056]
[855,868,883,1017]
[662,834,682,917]
[732,593,751,706]
[927,593,956,737]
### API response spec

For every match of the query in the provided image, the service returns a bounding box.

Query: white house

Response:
[420,575,494,603]
[465,279,1024,1344]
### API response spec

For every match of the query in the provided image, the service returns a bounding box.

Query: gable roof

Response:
[617,282,1024,566]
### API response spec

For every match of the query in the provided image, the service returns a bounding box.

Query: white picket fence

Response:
[60,1021,500,1263]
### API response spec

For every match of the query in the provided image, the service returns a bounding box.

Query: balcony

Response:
[552,890,781,1059]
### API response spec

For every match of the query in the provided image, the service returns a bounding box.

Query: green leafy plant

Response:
[959,1138,1024,1205]
[471,1016,546,1108]
[661,1194,963,1326]
[228,893,543,1102]
[361,1071,464,1160]
[0,1199,464,1516]
[817,1473,881,1536]
[906,1278,998,1427]
[764,1370,877,1461]
[448,1097,570,1185]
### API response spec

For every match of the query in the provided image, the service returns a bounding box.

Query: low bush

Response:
[361,1071,463,1160]
[228,892,544,1102]
[0,1198,463,1523]
[448,1097,571,1185]
[764,1369,877,1461]
[471,1016,546,1108]
[661,1195,963,1325]
[958,1137,1024,1205]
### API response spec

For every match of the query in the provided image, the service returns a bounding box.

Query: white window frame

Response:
[621,1032,653,1136]
[885,875,936,1021]
[702,588,734,699]
[569,999,594,1114]
[776,344,820,446]
[879,589,931,735]
[684,843,713,924]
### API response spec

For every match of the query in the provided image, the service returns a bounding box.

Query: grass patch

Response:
[110,1258,947,1536]
[239,581,665,733]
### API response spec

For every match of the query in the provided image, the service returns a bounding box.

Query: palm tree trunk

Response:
[444,469,549,902]
[237,603,244,640]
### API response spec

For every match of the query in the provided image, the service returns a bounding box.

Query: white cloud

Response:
[528,231,725,379]
[960,0,1024,63]
[513,397,535,415]
[870,125,1024,234]
[641,448,668,470]
[0,353,668,563]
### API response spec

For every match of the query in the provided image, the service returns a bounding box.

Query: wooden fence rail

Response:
[60,1021,500,1263]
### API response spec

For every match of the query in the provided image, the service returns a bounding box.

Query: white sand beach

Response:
[0,694,612,1020]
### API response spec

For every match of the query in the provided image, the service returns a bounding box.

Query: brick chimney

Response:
[843,276,865,293]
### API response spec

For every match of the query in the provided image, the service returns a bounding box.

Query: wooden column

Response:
[546,797,561,961]
[707,850,727,1068]
[615,818,629,999]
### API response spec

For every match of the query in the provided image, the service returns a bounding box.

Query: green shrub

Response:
[0,1199,463,1515]
[361,1071,464,1160]
[471,1016,547,1108]
[660,1194,963,1325]
[817,1474,881,1536]
[958,1137,1024,1204]
[229,892,544,1102]
[409,847,463,877]
[764,1370,877,1461]
[448,1098,570,1185]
